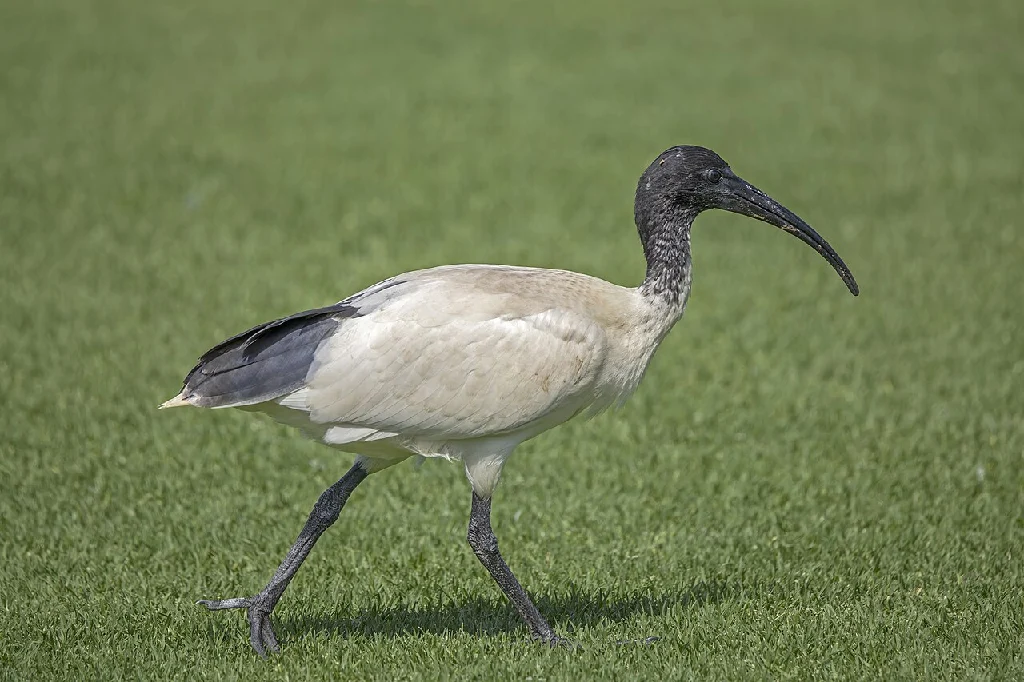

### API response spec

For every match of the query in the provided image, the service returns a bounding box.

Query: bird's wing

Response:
[170,275,410,408]
[288,279,610,440]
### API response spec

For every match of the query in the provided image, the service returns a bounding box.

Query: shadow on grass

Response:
[274,579,735,642]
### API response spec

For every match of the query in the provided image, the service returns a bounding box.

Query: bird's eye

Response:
[704,169,722,184]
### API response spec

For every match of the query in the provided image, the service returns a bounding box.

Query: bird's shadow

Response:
[274,579,734,643]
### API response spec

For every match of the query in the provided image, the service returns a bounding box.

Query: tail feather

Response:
[170,303,361,410]
[159,393,190,409]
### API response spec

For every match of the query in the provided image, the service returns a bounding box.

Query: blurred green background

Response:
[1,0,1022,679]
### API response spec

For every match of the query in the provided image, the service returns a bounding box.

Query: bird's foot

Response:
[534,632,580,649]
[198,594,280,658]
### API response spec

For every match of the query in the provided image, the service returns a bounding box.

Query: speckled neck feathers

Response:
[635,195,697,306]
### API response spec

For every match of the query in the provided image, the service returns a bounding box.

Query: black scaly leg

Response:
[199,462,369,656]
[466,492,566,646]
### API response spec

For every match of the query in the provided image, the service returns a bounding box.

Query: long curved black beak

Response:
[720,176,859,296]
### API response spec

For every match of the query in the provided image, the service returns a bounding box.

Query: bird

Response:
[161,145,858,656]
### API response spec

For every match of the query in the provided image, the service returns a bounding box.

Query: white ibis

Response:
[162,145,858,656]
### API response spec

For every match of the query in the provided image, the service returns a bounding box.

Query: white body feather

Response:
[225,264,689,496]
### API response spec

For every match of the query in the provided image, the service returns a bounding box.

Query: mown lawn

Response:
[1,0,1022,679]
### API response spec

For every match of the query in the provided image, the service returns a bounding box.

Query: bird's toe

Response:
[197,596,251,611]
[256,611,281,654]
[249,622,268,658]
[244,604,279,657]
[247,611,279,658]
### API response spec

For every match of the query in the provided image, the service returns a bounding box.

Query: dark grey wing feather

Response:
[179,303,359,408]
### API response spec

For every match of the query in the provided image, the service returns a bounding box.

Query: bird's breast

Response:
[584,289,689,413]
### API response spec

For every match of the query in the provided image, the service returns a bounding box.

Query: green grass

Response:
[2,0,1023,678]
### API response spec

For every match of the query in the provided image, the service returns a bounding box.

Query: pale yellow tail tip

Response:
[159,394,190,409]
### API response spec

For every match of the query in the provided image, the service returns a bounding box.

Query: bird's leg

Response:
[199,461,369,657]
[466,492,565,646]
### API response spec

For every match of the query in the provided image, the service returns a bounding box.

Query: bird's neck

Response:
[638,206,696,313]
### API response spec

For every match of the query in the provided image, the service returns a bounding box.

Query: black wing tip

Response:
[174,302,361,409]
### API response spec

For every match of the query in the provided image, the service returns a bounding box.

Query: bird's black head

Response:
[635,145,859,296]
[636,145,732,212]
